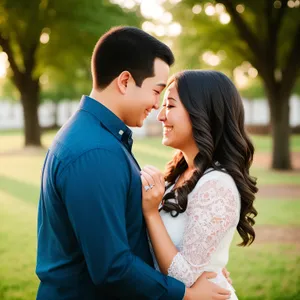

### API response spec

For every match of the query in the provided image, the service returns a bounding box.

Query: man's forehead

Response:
[153,58,170,83]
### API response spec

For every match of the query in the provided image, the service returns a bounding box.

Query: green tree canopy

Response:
[0,0,140,145]
[167,0,300,169]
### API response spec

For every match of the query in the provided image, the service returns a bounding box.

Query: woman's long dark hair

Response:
[160,70,258,246]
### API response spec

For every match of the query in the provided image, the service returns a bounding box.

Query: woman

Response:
[140,70,258,299]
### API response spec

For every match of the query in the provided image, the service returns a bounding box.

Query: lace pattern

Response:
[167,177,239,287]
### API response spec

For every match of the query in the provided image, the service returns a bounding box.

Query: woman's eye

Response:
[166,105,174,109]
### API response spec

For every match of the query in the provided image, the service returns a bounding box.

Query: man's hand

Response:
[184,272,231,300]
[222,268,232,285]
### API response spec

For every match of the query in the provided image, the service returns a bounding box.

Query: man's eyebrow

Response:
[156,83,167,88]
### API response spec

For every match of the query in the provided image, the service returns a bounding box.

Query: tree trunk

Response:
[269,93,291,170]
[20,79,41,147]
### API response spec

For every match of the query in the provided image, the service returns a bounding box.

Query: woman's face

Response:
[157,81,195,151]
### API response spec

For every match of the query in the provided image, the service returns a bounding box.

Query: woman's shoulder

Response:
[194,168,239,195]
[189,169,241,212]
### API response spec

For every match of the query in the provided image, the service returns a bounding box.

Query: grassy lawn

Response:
[0,131,300,300]
[251,134,300,153]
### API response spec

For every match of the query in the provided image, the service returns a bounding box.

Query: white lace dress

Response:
[150,170,240,300]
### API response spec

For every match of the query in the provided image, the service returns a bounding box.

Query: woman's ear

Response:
[117,71,131,94]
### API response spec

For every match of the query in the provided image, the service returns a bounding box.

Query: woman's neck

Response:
[181,147,198,171]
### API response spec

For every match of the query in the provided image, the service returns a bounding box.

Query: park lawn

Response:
[1,131,300,154]
[0,175,299,300]
[4,131,300,185]
[0,131,300,299]
[0,191,38,300]
[1,149,300,187]
[227,242,300,300]
[251,134,300,153]
[131,134,300,154]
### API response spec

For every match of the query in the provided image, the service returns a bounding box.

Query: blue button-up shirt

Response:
[36,96,185,299]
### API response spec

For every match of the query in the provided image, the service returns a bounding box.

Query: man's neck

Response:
[89,88,124,122]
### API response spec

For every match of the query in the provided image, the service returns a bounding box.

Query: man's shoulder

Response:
[49,113,126,165]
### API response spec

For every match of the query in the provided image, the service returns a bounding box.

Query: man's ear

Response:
[117,71,131,94]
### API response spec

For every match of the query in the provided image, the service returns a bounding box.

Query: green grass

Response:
[132,137,300,186]
[251,134,300,153]
[132,135,300,154]
[227,243,300,300]
[251,168,300,185]
[0,190,38,300]
[0,131,300,300]
[255,198,300,225]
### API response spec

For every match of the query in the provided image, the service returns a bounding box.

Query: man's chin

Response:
[136,119,144,127]
[126,119,143,128]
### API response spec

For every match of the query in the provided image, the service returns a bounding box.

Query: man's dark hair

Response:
[91,26,175,89]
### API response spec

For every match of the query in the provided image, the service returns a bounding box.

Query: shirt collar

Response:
[79,95,133,151]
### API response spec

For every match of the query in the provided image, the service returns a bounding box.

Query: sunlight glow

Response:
[234,68,248,88]
[192,4,202,14]
[0,65,7,78]
[161,11,173,24]
[236,4,245,13]
[248,67,258,78]
[155,25,166,36]
[205,4,216,16]
[167,22,182,36]
[39,74,49,85]
[215,3,225,14]
[40,32,50,44]
[287,0,295,8]
[234,62,259,88]
[202,51,221,66]
[274,0,282,8]
[0,52,9,78]
[112,0,182,37]
[123,0,136,9]
[140,0,164,19]
[142,21,181,37]
[219,13,231,24]
[142,21,156,32]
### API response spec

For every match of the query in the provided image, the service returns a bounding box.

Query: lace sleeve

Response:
[167,176,239,287]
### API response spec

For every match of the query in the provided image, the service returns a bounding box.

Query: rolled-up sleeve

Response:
[57,148,185,299]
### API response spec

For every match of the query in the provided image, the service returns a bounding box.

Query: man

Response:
[36,26,231,299]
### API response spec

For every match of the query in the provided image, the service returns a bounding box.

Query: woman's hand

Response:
[140,165,165,218]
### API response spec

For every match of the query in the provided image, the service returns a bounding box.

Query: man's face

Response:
[123,58,170,127]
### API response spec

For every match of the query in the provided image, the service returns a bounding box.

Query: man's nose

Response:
[153,99,160,110]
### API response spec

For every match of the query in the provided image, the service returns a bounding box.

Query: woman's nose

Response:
[157,107,166,122]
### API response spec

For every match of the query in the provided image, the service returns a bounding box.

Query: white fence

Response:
[0,96,299,137]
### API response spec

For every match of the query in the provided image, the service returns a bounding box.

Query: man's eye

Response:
[154,90,160,95]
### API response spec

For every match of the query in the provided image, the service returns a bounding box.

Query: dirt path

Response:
[251,152,300,198]
[257,185,300,199]
[253,152,300,170]
[254,225,300,245]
